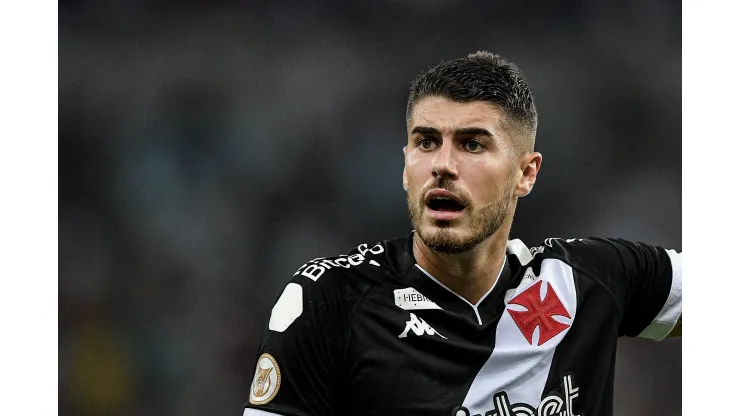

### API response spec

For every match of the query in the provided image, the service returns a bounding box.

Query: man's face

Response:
[404,96,523,253]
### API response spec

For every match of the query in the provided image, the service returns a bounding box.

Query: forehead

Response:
[407,96,509,135]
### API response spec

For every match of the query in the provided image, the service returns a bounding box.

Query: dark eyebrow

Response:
[410,126,494,138]
[410,126,441,136]
[454,127,494,137]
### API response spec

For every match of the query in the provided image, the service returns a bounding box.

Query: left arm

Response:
[547,238,682,341]
[634,247,682,340]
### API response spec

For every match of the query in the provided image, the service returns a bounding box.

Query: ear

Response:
[514,152,542,197]
[402,146,409,191]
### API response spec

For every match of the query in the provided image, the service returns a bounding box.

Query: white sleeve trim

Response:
[506,239,533,265]
[243,409,283,416]
[638,249,682,340]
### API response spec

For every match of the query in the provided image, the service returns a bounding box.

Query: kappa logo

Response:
[507,280,572,346]
[249,353,281,405]
[398,312,447,339]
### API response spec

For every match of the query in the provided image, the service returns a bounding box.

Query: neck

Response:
[412,217,512,305]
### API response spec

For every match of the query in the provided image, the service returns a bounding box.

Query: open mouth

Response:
[424,189,466,217]
[427,197,465,212]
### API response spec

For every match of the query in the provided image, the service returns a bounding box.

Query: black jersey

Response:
[243,233,682,416]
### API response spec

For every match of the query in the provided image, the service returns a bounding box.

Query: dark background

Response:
[59,1,681,415]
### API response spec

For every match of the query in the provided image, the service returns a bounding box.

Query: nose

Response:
[432,140,458,180]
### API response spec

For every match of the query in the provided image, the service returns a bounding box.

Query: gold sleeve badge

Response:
[249,353,281,405]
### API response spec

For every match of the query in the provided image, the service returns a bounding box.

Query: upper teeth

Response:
[435,197,451,200]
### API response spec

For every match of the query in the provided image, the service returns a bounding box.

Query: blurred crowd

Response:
[59,1,681,415]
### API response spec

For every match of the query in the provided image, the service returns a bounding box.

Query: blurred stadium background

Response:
[59,1,681,415]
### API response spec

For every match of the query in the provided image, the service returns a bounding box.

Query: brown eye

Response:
[464,140,484,153]
[419,138,436,150]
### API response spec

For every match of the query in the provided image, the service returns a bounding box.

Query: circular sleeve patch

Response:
[249,353,281,405]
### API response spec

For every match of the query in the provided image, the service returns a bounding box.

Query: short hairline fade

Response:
[406,51,538,155]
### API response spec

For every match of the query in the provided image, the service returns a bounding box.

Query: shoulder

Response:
[507,237,592,267]
[512,236,668,263]
[279,235,411,306]
[266,236,409,333]
[508,236,677,292]
[291,236,409,288]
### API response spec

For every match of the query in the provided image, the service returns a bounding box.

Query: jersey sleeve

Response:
[543,238,682,340]
[243,266,350,416]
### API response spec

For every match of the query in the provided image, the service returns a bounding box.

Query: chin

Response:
[417,225,479,254]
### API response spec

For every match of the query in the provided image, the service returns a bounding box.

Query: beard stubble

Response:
[407,176,515,254]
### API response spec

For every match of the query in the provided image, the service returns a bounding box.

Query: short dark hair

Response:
[406,51,538,154]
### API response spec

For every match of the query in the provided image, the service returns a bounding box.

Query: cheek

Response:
[405,152,428,185]
[460,162,511,200]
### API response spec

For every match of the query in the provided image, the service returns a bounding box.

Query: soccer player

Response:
[242,51,681,416]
